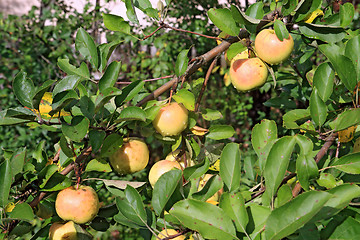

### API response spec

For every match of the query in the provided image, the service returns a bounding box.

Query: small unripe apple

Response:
[254,29,294,65]
[49,221,92,240]
[148,160,182,187]
[157,229,185,240]
[153,102,188,136]
[109,138,149,174]
[229,52,268,91]
[165,149,193,168]
[55,186,100,224]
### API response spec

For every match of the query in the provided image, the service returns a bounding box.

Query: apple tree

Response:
[1,0,360,239]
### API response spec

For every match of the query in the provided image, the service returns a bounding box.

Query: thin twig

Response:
[162,23,220,40]
[195,55,219,112]
[116,75,174,85]
[142,25,164,40]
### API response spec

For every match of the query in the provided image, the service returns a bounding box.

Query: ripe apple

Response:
[148,160,182,187]
[157,229,185,240]
[109,138,149,174]
[55,185,100,224]
[229,52,268,91]
[49,221,92,240]
[165,149,193,168]
[153,102,188,136]
[254,29,294,65]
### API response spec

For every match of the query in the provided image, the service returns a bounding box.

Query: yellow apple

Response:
[157,229,185,240]
[153,102,188,136]
[109,138,149,174]
[55,186,100,224]
[165,149,193,168]
[254,29,294,65]
[49,221,92,240]
[229,53,268,91]
[148,160,182,187]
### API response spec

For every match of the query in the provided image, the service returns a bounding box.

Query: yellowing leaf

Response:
[5,202,15,213]
[206,200,219,205]
[223,72,231,87]
[209,159,220,171]
[338,125,357,143]
[31,92,71,119]
[191,126,208,136]
[304,9,324,23]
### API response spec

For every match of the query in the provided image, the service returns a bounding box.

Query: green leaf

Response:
[103,13,131,35]
[313,62,334,101]
[345,35,360,83]
[0,110,31,126]
[172,89,195,111]
[219,192,248,233]
[152,169,183,215]
[75,28,98,68]
[206,125,235,140]
[124,185,147,220]
[264,136,296,201]
[313,184,360,221]
[299,23,346,43]
[100,134,123,158]
[89,178,146,190]
[294,0,322,22]
[231,5,260,26]
[61,116,89,142]
[117,106,146,122]
[281,0,298,16]
[51,90,78,115]
[226,42,247,62]
[13,71,35,108]
[264,191,332,240]
[319,44,357,91]
[52,75,82,97]
[133,0,152,11]
[98,40,122,72]
[115,80,144,107]
[296,154,318,191]
[170,199,238,240]
[79,96,95,122]
[244,2,264,33]
[57,59,90,79]
[251,119,278,172]
[7,203,34,221]
[332,152,360,174]
[192,174,223,202]
[32,80,55,110]
[274,185,293,208]
[0,159,12,207]
[175,49,190,77]
[10,148,26,176]
[183,158,210,181]
[208,8,239,36]
[41,173,72,191]
[317,172,337,189]
[340,3,355,27]
[59,135,74,158]
[220,143,241,192]
[125,0,139,24]
[89,130,106,153]
[95,87,121,113]
[85,159,112,172]
[329,217,360,239]
[310,88,327,127]
[98,61,121,92]
[5,107,35,120]
[329,108,360,131]
[201,109,223,121]
[247,205,271,239]
[274,19,289,41]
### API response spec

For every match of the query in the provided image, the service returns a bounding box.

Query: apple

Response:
[165,149,193,168]
[157,229,185,240]
[49,221,92,240]
[109,138,149,174]
[55,185,100,224]
[229,52,268,91]
[148,160,182,187]
[254,29,294,65]
[153,102,188,136]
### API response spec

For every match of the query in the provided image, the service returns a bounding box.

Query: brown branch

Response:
[195,55,219,112]
[136,29,249,107]
[142,25,164,40]
[116,75,174,85]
